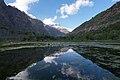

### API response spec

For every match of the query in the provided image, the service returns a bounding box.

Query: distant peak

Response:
[0,0,6,7]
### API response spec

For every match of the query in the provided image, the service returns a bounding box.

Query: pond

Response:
[0,46,119,80]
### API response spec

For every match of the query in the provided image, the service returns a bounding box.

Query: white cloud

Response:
[58,0,94,19]
[60,14,68,19]
[8,0,39,18]
[44,56,58,65]
[43,16,72,32]
[27,13,37,18]
[43,16,57,25]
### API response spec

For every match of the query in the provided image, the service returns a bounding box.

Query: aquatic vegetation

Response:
[74,46,120,77]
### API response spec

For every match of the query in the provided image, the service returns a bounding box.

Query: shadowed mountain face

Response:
[70,2,120,40]
[0,0,5,7]
[0,0,68,41]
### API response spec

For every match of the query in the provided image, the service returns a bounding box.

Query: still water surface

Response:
[6,47,117,80]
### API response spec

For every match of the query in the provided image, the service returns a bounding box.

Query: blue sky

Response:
[5,0,120,31]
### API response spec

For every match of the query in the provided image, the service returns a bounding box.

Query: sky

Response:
[4,0,120,31]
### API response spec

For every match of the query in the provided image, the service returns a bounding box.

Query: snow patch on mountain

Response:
[43,16,69,34]
[49,23,69,34]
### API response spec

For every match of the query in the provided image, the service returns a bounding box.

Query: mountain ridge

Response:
[70,1,120,40]
[0,0,68,41]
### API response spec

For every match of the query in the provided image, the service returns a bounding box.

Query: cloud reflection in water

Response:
[8,48,117,80]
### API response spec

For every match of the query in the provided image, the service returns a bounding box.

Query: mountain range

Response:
[0,0,69,41]
[0,0,120,42]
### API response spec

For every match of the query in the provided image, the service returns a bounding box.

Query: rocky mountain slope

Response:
[0,0,68,41]
[47,23,69,34]
[70,1,120,40]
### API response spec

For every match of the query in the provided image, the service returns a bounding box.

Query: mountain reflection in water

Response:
[8,48,117,80]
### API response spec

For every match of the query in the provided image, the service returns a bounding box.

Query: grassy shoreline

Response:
[0,42,79,52]
[0,41,120,52]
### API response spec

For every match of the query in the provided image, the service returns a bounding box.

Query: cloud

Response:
[43,16,57,25]
[8,0,39,18]
[43,16,72,32]
[60,14,68,19]
[58,0,94,19]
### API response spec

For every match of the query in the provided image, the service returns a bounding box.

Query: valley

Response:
[0,0,120,80]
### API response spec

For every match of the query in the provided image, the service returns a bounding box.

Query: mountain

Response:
[0,0,68,41]
[70,2,120,40]
[46,23,69,34]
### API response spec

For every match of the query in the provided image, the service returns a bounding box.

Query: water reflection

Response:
[8,48,117,80]
[0,47,63,80]
[73,46,120,77]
